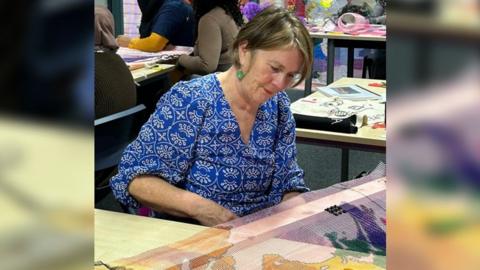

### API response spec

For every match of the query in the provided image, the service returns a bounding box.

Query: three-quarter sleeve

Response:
[269,92,309,203]
[178,14,222,75]
[110,81,208,208]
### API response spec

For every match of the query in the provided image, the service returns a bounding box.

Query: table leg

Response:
[304,38,324,96]
[327,39,335,84]
[347,47,354,77]
[304,67,313,97]
[341,148,350,181]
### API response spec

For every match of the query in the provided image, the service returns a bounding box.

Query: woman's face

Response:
[238,45,303,105]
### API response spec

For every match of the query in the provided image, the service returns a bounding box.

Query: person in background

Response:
[95,5,138,201]
[369,0,386,24]
[177,0,244,76]
[366,0,386,79]
[94,5,136,119]
[110,6,313,226]
[117,0,195,52]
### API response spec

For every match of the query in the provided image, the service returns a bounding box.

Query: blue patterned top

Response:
[110,74,308,217]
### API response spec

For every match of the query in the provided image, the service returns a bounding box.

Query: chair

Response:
[362,56,374,78]
[362,50,386,80]
[95,104,146,203]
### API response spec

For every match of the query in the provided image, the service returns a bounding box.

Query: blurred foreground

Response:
[0,1,93,270]
[0,117,93,270]
[388,0,480,269]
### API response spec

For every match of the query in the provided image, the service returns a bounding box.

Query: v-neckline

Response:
[214,74,259,146]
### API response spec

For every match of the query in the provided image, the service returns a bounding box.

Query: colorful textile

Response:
[107,167,387,269]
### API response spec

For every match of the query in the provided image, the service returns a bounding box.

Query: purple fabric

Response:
[241,2,271,21]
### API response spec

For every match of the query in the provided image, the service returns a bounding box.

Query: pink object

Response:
[138,206,151,216]
[336,13,386,36]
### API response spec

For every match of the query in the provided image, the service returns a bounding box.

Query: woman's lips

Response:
[263,87,274,95]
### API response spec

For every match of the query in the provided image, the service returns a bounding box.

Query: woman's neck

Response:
[217,69,260,114]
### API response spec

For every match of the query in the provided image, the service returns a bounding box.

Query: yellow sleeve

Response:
[128,32,169,52]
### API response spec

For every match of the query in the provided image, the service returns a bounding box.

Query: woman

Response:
[177,0,244,75]
[110,6,313,226]
[117,0,195,52]
[366,0,386,79]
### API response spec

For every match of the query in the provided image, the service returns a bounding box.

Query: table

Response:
[305,32,386,96]
[95,209,207,263]
[131,64,176,84]
[119,46,192,85]
[293,77,386,181]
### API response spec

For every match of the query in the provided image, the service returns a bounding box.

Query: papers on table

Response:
[291,93,385,125]
[317,84,384,101]
[117,46,193,64]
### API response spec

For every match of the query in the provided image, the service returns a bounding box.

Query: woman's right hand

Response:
[129,176,237,226]
[191,199,237,226]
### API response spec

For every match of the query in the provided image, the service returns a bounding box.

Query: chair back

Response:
[94,104,146,171]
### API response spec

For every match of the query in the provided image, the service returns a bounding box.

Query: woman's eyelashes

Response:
[268,63,300,85]
[270,65,281,73]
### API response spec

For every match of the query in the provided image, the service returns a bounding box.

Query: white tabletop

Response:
[95,209,207,263]
[293,77,386,148]
[309,31,386,42]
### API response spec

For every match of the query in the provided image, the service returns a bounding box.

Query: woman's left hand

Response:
[191,198,238,227]
[116,35,131,47]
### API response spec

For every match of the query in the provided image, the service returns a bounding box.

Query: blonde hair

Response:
[232,6,313,87]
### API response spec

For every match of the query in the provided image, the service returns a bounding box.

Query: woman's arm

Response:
[127,32,169,52]
[129,175,237,226]
[270,93,310,203]
[111,80,217,219]
[178,14,221,74]
[116,33,169,52]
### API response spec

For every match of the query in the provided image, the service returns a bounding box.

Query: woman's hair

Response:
[192,0,244,28]
[137,0,165,24]
[232,6,313,88]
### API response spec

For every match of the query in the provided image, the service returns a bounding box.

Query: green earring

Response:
[236,70,245,80]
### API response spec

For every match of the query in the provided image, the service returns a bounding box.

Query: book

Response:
[317,84,382,100]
